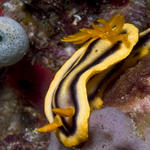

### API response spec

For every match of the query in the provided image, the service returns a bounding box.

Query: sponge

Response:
[0,17,29,67]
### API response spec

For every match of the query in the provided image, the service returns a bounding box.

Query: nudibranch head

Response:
[62,14,130,48]
[0,17,29,67]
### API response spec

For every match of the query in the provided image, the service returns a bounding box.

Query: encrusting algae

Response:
[36,14,139,147]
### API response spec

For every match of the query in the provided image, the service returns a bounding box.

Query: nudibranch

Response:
[0,17,29,67]
[37,14,138,147]
[87,28,150,105]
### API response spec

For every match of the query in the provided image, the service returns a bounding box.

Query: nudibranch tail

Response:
[36,116,62,133]
[43,14,138,147]
[62,14,130,48]
[52,107,75,117]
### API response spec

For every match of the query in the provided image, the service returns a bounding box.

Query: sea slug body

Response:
[0,17,29,67]
[37,14,139,147]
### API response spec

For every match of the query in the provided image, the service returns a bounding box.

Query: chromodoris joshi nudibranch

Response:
[36,14,139,147]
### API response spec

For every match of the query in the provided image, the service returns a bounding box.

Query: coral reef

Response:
[0,0,150,150]
[6,59,54,111]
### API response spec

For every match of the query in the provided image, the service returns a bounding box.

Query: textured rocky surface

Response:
[0,85,50,150]
[103,54,150,139]
[103,54,150,113]
[0,0,150,150]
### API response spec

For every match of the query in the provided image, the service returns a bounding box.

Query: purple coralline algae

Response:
[48,107,150,150]
[0,17,29,67]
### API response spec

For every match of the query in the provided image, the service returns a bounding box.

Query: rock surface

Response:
[1,0,150,150]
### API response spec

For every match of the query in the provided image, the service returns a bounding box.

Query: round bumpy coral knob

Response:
[0,17,29,67]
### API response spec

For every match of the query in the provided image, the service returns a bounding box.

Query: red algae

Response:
[6,59,54,112]
[109,0,130,6]
[0,8,3,16]
[0,0,6,5]
[0,0,5,18]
